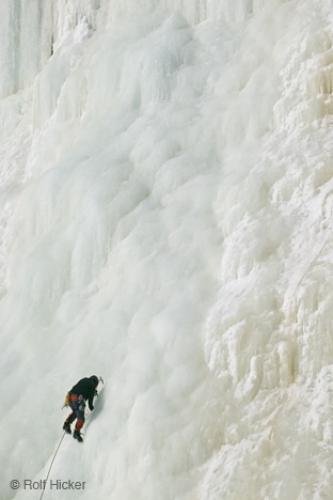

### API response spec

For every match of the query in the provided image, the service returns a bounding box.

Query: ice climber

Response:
[63,375,99,442]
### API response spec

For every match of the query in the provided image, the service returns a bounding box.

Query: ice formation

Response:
[1,0,333,499]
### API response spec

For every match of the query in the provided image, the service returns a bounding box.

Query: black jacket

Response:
[69,377,97,411]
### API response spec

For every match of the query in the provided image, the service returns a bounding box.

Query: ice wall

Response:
[0,0,103,98]
[0,0,266,99]
[0,0,333,499]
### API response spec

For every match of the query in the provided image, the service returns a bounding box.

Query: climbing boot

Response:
[73,429,83,442]
[63,421,72,434]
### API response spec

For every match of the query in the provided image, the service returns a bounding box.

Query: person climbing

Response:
[63,375,99,442]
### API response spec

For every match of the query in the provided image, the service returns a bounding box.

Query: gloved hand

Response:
[89,404,94,411]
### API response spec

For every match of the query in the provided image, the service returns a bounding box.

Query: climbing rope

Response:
[39,431,66,500]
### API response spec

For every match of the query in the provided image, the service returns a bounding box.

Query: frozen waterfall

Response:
[1,0,333,499]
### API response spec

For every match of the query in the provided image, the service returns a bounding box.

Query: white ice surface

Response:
[0,1,333,499]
